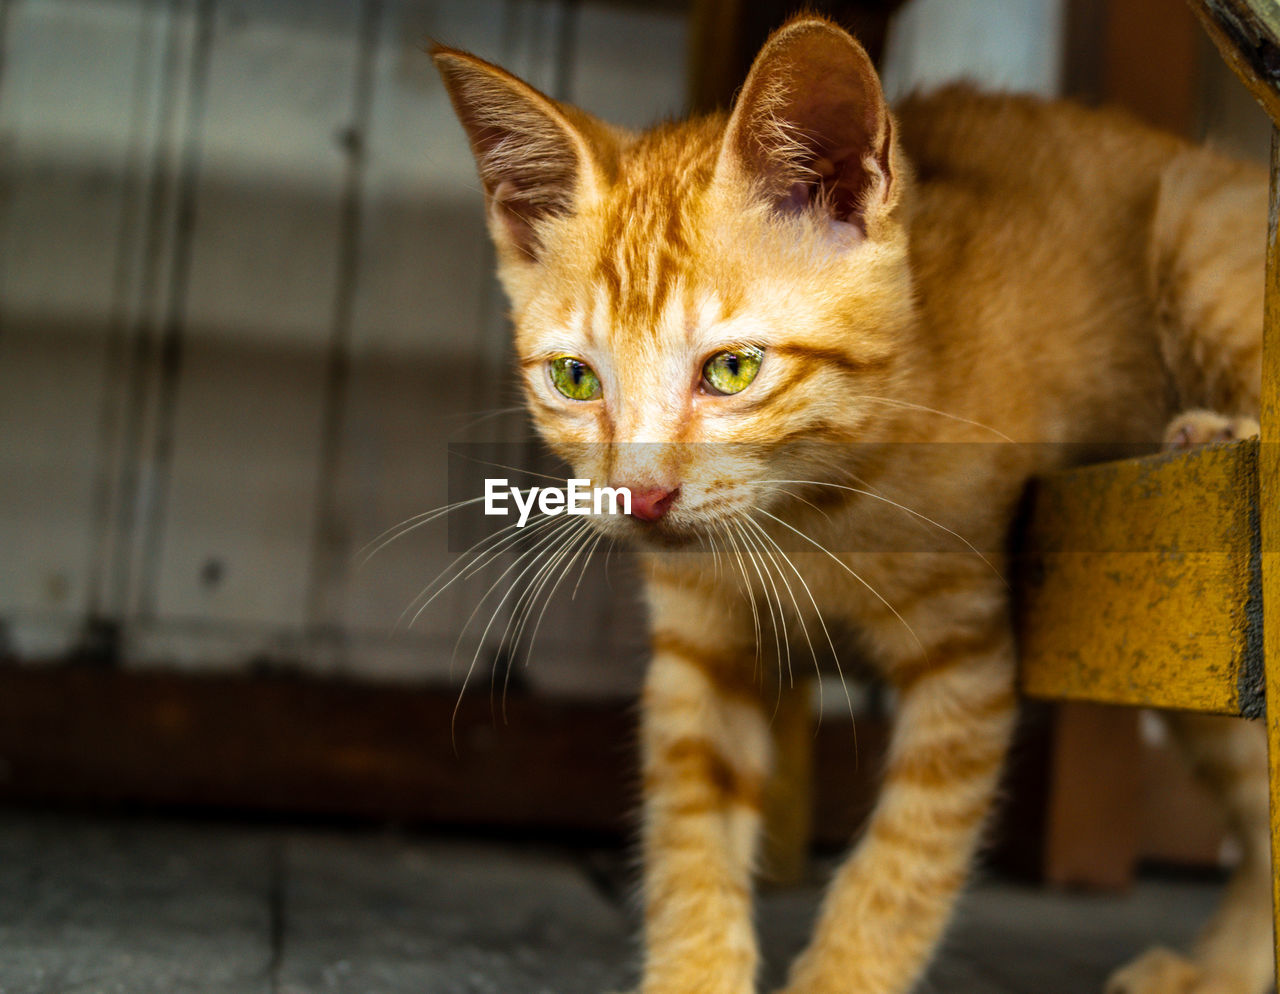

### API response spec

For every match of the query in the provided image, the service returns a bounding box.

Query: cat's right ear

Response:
[715,17,898,238]
[432,46,611,263]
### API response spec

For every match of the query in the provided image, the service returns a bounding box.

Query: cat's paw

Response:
[1105,948,1243,994]
[1163,409,1260,450]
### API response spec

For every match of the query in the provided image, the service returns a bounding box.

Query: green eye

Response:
[702,346,763,395]
[548,356,602,401]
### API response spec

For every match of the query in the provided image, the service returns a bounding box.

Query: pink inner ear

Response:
[785,94,881,225]
[782,181,812,213]
[780,178,868,249]
[484,147,579,259]
[489,180,538,258]
[823,217,866,250]
[775,146,878,232]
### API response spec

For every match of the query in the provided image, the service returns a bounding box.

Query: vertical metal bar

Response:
[304,0,382,653]
[85,0,169,625]
[0,0,12,117]
[0,0,11,347]
[134,0,217,620]
[1263,124,1280,982]
[103,0,208,626]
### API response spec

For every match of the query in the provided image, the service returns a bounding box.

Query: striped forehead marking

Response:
[593,123,720,334]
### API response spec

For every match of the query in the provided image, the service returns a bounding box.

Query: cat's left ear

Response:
[716,17,898,237]
[432,46,614,264]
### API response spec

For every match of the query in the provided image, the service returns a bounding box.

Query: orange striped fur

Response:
[435,15,1270,994]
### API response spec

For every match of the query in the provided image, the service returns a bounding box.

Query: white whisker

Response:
[450,516,584,740]
[446,405,528,435]
[400,512,560,632]
[519,525,602,683]
[738,519,796,687]
[761,478,1007,587]
[453,452,573,485]
[450,514,582,670]
[745,515,853,728]
[773,485,833,525]
[737,519,783,680]
[854,395,1015,442]
[509,520,592,654]
[501,521,594,719]
[357,495,489,567]
[733,519,783,687]
[570,530,606,602]
[720,522,763,671]
[755,507,926,665]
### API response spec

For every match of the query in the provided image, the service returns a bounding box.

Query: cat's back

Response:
[891,86,1261,445]
[894,84,1189,298]
[895,85,1185,203]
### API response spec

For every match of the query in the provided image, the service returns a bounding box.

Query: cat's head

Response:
[434,16,916,547]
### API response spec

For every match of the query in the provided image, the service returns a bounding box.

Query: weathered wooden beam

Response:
[1186,0,1280,125]
[0,663,893,849]
[1018,439,1263,717]
[0,665,636,833]
[1262,125,1280,984]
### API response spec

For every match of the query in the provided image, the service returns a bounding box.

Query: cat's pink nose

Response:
[627,486,681,522]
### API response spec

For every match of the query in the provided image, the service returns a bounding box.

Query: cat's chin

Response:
[611,517,704,550]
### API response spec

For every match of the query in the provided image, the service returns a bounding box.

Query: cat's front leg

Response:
[779,618,1018,994]
[638,571,772,994]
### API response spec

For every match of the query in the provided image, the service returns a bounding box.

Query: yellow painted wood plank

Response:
[1018,440,1262,717]
[1261,126,1280,986]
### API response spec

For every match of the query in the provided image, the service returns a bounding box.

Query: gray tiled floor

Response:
[0,810,1217,994]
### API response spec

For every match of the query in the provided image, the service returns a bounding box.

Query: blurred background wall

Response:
[0,0,693,694]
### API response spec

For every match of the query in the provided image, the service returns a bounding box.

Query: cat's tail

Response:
[1148,146,1268,419]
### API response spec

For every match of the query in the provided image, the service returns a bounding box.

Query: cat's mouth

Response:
[615,492,761,549]
[560,471,766,548]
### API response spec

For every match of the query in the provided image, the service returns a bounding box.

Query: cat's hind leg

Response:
[1104,714,1273,994]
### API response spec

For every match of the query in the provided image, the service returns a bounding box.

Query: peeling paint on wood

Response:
[1018,439,1261,717]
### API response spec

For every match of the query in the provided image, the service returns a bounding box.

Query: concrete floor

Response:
[0,809,1217,994]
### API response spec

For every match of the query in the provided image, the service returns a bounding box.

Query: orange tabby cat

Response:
[433,15,1271,994]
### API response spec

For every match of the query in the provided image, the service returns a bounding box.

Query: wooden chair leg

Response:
[1043,702,1141,890]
